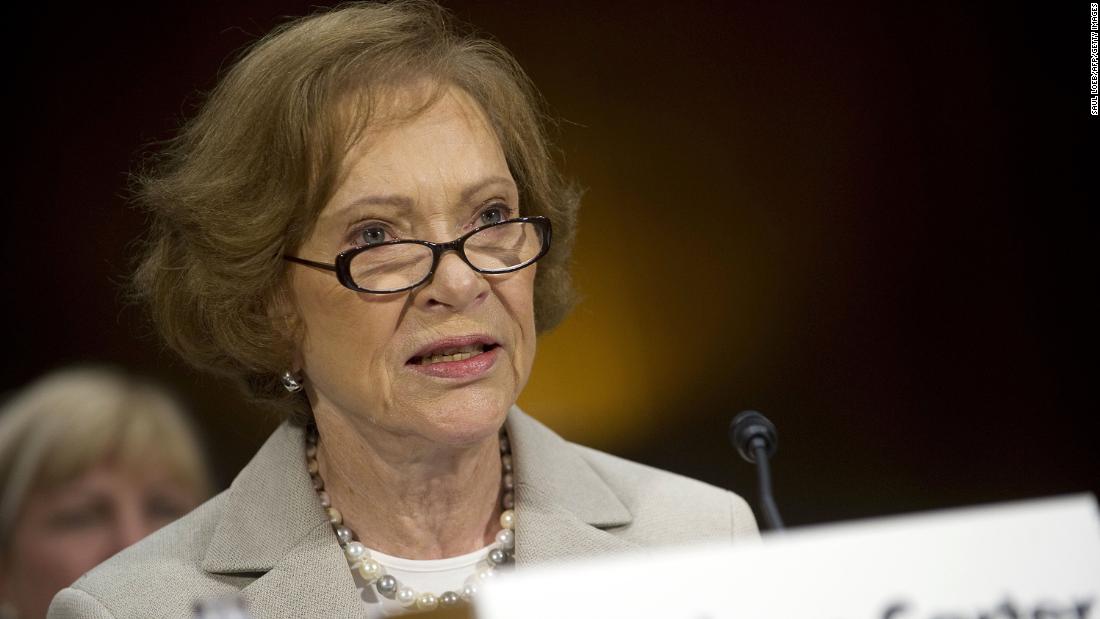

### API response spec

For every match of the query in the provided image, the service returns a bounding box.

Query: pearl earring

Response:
[281,371,303,393]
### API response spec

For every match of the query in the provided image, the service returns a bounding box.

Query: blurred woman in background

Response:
[0,366,211,619]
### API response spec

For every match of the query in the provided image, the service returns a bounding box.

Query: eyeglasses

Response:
[283,216,552,294]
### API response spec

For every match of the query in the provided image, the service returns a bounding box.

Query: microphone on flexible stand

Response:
[729,410,785,532]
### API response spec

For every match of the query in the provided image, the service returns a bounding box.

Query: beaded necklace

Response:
[305,426,516,612]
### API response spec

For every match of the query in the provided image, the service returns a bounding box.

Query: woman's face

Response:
[288,86,538,447]
[0,459,199,618]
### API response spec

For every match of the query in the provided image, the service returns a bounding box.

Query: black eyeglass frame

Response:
[283,216,552,294]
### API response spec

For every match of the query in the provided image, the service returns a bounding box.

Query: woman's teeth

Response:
[418,344,487,365]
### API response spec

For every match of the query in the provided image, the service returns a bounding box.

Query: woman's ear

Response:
[267,284,304,373]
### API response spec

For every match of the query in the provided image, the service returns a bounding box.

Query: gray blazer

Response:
[49,407,758,618]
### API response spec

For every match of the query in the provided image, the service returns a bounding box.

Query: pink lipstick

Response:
[406,335,501,379]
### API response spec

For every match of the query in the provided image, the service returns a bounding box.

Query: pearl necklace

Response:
[305,426,516,612]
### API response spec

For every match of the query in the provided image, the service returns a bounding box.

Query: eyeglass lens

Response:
[348,220,544,292]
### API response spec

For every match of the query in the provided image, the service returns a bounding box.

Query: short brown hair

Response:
[131,1,580,422]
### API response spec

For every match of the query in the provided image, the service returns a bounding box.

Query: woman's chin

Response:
[383,377,512,443]
[414,395,512,447]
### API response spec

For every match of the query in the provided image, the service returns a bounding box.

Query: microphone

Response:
[729,410,785,531]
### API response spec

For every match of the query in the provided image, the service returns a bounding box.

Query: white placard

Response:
[477,494,1100,619]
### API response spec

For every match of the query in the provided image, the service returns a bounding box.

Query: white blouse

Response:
[352,543,494,617]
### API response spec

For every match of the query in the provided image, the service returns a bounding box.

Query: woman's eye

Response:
[145,495,188,522]
[479,205,510,227]
[356,226,389,246]
[46,502,111,530]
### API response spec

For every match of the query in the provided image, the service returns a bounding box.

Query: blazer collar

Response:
[199,407,638,610]
[506,407,639,563]
[200,422,362,617]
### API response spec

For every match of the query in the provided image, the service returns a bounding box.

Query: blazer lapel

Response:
[238,525,361,619]
[200,422,361,618]
[506,407,641,564]
[197,409,639,615]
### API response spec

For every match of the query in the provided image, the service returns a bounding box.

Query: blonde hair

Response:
[130,0,581,423]
[0,367,212,553]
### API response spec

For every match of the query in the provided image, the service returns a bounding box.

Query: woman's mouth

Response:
[406,340,501,379]
[410,342,498,366]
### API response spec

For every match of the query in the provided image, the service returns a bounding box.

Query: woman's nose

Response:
[111,510,150,549]
[419,250,488,312]
[110,506,154,554]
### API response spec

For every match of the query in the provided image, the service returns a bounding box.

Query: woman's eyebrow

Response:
[321,194,409,229]
[341,193,414,213]
[47,488,108,506]
[459,175,516,202]
[328,175,517,222]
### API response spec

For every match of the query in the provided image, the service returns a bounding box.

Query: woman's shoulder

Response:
[48,492,240,618]
[570,441,760,542]
[506,407,759,549]
[50,422,359,618]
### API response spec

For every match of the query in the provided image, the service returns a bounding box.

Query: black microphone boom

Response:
[729,410,785,531]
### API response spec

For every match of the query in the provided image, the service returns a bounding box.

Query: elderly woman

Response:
[1,367,210,619]
[49,2,757,617]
